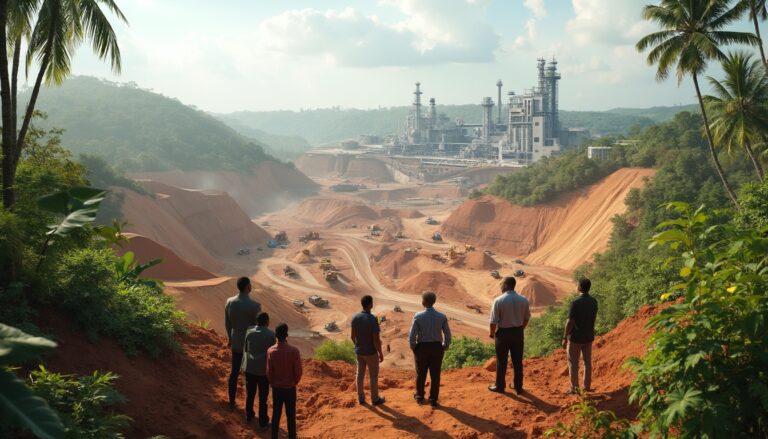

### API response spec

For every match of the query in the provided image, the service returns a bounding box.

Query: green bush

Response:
[629,204,768,437]
[735,178,768,229]
[524,303,570,358]
[546,396,636,438]
[52,247,185,357]
[0,210,23,287]
[29,366,130,439]
[314,339,356,364]
[443,336,494,369]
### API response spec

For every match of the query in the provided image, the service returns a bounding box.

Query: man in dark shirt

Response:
[562,278,598,394]
[267,323,302,439]
[224,277,261,409]
[350,295,385,406]
[242,312,275,429]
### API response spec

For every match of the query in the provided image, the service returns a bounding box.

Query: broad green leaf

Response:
[0,324,57,365]
[664,388,703,426]
[0,370,64,439]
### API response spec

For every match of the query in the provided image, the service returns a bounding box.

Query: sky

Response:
[66,0,753,113]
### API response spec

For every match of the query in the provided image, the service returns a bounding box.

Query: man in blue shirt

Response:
[488,277,530,395]
[408,291,452,406]
[350,295,385,406]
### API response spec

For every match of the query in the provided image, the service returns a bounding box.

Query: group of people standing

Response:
[224,275,598,438]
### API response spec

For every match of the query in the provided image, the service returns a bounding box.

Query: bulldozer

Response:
[432,232,443,242]
[514,269,526,278]
[324,270,339,282]
[425,217,439,225]
[283,265,297,277]
[319,258,335,271]
[308,295,329,307]
[489,270,501,279]
[324,321,339,331]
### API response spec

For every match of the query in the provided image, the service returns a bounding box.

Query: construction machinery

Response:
[514,269,526,278]
[308,295,328,307]
[490,270,501,279]
[237,247,250,255]
[515,259,525,265]
[301,249,311,256]
[394,305,403,312]
[299,231,320,243]
[324,270,339,282]
[432,232,443,242]
[465,244,475,252]
[292,299,305,308]
[319,258,335,271]
[425,217,439,225]
[446,247,458,260]
[324,321,338,331]
[431,253,447,263]
[395,231,405,239]
[267,240,278,248]
[369,224,381,232]
[274,231,288,243]
[283,266,297,277]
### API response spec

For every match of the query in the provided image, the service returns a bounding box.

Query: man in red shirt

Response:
[266,323,302,439]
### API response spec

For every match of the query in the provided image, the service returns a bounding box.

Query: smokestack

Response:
[481,97,494,142]
[413,82,423,133]
[496,79,503,125]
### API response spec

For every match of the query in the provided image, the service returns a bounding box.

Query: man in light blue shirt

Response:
[488,277,530,395]
[408,291,451,406]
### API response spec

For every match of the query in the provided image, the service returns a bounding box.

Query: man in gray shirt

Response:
[243,312,275,429]
[488,277,530,395]
[224,277,261,409]
[408,291,452,406]
[351,295,385,406]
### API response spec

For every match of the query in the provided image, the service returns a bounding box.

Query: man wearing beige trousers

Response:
[563,278,598,394]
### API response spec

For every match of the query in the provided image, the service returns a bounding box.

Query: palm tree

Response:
[742,0,768,65]
[636,0,760,210]
[704,51,768,181]
[0,0,126,209]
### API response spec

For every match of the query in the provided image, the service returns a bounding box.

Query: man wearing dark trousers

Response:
[351,295,386,405]
[408,291,452,407]
[242,312,275,429]
[267,324,302,439]
[488,276,530,395]
[563,278,598,394]
[224,276,261,409]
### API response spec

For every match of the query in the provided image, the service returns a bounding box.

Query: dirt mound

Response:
[118,233,217,281]
[292,252,314,264]
[443,168,655,270]
[133,161,318,216]
[165,277,307,341]
[379,208,424,219]
[516,275,560,308]
[372,247,444,281]
[399,271,468,303]
[305,241,326,256]
[293,198,380,228]
[451,251,501,270]
[379,230,395,242]
[361,186,466,202]
[295,153,394,183]
[120,181,270,263]
[41,302,662,438]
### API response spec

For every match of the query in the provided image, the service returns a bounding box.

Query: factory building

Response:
[392,57,588,163]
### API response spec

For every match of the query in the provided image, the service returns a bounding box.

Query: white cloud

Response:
[523,0,547,19]
[257,0,500,67]
[511,19,538,51]
[566,0,652,46]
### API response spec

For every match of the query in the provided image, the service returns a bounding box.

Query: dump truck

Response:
[292,299,304,308]
[274,231,288,243]
[324,270,339,282]
[319,258,335,271]
[308,295,328,307]
[490,270,501,279]
[432,232,443,241]
[283,266,297,277]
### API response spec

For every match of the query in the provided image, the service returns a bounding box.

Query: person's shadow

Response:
[363,404,453,438]
[434,405,525,437]
[503,390,560,414]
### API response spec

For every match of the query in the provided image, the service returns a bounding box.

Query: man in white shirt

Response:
[488,277,530,395]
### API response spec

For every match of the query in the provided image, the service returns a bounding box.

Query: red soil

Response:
[372,247,444,281]
[118,233,217,281]
[451,251,502,270]
[133,161,318,216]
[295,154,394,183]
[399,271,469,303]
[118,181,270,267]
[291,198,406,232]
[442,168,655,270]
[516,274,560,308]
[42,304,661,438]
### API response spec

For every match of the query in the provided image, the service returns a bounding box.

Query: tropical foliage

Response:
[442,336,495,370]
[314,339,357,364]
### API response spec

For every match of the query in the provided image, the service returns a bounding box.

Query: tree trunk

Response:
[0,0,17,209]
[753,5,768,66]
[745,140,765,182]
[16,59,49,169]
[693,73,741,210]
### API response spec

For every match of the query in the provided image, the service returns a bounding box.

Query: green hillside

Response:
[218,103,696,147]
[605,104,699,122]
[25,76,280,172]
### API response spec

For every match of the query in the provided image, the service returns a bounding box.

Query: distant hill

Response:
[26,76,286,172]
[604,105,699,122]
[217,118,313,161]
[219,103,698,147]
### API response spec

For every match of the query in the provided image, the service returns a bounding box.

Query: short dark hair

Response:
[503,276,516,290]
[422,291,436,307]
[257,312,269,326]
[579,278,591,294]
[361,295,373,309]
[275,323,289,341]
[237,276,251,291]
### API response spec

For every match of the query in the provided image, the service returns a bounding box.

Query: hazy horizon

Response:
[65,0,751,113]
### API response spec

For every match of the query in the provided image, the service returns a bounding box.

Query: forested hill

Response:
[217,103,697,147]
[24,76,293,171]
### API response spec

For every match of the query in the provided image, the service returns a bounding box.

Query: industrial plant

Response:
[386,57,589,163]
